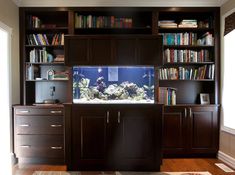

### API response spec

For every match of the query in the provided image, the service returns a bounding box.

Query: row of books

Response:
[27,33,64,46]
[161,32,214,46]
[161,33,198,45]
[158,18,212,28]
[75,14,133,28]
[27,15,41,28]
[159,65,215,80]
[29,48,48,63]
[164,48,211,63]
[197,32,214,46]
[157,87,177,105]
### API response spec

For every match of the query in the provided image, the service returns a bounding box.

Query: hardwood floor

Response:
[13,158,235,175]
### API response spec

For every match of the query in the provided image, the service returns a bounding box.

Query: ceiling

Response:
[12,0,229,7]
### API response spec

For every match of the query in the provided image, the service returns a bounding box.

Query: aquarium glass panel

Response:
[73,66,155,104]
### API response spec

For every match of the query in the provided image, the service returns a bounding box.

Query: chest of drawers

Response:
[13,105,65,164]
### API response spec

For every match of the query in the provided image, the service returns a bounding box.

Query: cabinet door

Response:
[189,106,219,154]
[163,106,187,155]
[90,38,112,65]
[71,105,108,170]
[65,36,89,65]
[114,38,137,65]
[112,105,162,171]
[137,36,163,65]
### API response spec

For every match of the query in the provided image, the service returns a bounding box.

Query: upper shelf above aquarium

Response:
[73,66,155,104]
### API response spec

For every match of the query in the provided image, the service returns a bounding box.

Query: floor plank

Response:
[12,158,235,175]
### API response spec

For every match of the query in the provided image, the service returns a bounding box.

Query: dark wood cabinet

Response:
[64,35,162,66]
[138,37,163,65]
[13,105,65,164]
[65,104,162,171]
[114,38,137,65]
[65,36,89,65]
[163,105,219,157]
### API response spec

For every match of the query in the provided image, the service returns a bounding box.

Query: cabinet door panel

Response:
[189,106,219,153]
[115,38,137,65]
[115,105,162,170]
[65,37,89,65]
[163,107,187,155]
[71,105,108,170]
[138,37,163,65]
[90,38,112,65]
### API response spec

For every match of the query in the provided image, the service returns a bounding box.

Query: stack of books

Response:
[157,87,177,105]
[178,19,198,28]
[158,20,177,28]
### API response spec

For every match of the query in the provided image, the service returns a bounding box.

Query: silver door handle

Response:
[51,146,62,150]
[189,108,192,118]
[106,111,109,123]
[118,111,121,123]
[19,110,29,113]
[50,110,62,114]
[50,124,62,127]
[20,145,31,148]
[19,124,30,127]
[184,108,187,118]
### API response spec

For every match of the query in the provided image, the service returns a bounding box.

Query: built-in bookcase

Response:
[20,8,70,105]
[20,7,220,106]
[157,8,220,105]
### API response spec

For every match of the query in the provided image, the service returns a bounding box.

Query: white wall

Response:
[219,0,235,168]
[0,0,19,105]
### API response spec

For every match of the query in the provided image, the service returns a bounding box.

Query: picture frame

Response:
[200,93,210,105]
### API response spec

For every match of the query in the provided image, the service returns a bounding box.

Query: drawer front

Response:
[15,108,64,116]
[15,115,63,134]
[15,135,64,158]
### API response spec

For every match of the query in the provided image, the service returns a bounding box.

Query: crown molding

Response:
[219,0,230,6]
[11,0,21,6]
[17,0,223,7]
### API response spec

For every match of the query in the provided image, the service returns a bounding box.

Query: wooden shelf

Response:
[25,45,64,48]
[158,27,214,33]
[163,62,214,66]
[74,27,152,34]
[159,79,214,82]
[26,27,68,31]
[163,45,214,49]
[26,79,69,82]
[25,62,65,65]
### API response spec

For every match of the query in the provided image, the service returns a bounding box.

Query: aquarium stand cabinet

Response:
[65,104,163,171]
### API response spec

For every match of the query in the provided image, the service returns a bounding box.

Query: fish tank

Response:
[73,66,155,104]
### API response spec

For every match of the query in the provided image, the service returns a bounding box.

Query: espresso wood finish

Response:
[65,104,163,171]
[114,38,137,65]
[13,105,65,164]
[163,105,219,157]
[64,35,162,66]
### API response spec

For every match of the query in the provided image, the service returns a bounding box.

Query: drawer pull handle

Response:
[117,111,121,123]
[50,124,62,127]
[51,146,62,150]
[50,111,62,114]
[19,110,29,113]
[19,124,30,127]
[20,145,31,148]
[106,111,109,123]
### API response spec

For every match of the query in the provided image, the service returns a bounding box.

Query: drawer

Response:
[15,115,63,134]
[15,135,64,158]
[15,108,63,116]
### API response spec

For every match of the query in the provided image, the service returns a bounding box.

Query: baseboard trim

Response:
[217,151,235,169]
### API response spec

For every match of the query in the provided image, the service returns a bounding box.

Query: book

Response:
[157,87,177,105]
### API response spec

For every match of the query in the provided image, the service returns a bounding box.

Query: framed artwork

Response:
[200,93,210,105]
